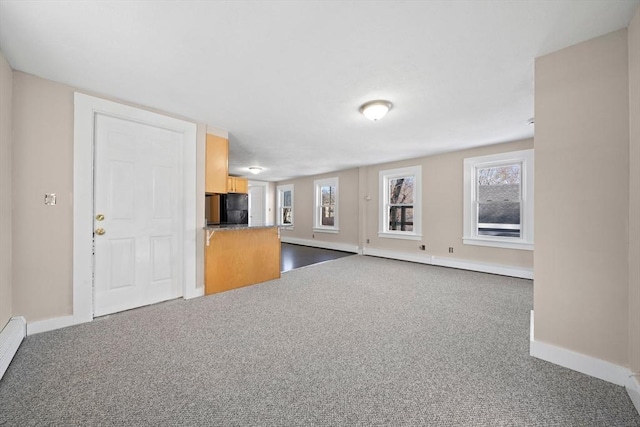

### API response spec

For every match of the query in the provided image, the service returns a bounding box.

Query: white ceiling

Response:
[1,1,638,182]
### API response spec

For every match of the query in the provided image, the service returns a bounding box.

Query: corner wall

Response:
[11,71,208,323]
[534,29,630,366]
[0,52,12,327]
[278,168,360,251]
[12,72,75,321]
[278,139,534,273]
[629,6,640,376]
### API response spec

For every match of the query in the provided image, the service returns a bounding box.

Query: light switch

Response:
[44,193,56,205]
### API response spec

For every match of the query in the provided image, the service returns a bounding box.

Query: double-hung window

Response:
[277,184,294,227]
[379,166,422,240]
[313,177,339,233]
[463,149,533,250]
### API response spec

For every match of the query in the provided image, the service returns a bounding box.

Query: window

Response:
[379,166,422,240]
[463,149,534,250]
[277,184,294,227]
[314,177,339,233]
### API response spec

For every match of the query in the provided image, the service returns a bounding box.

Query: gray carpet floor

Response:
[1,255,638,426]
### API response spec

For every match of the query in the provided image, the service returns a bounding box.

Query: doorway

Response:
[92,114,185,316]
[248,182,267,226]
[73,93,198,324]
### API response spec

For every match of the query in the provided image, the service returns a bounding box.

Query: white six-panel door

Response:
[93,114,183,317]
[249,185,265,226]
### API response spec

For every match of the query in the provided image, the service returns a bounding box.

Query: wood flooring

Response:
[281,243,354,272]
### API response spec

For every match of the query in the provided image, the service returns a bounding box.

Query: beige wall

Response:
[361,139,534,266]
[0,52,12,327]
[277,139,534,269]
[12,72,74,321]
[11,71,208,323]
[534,29,630,365]
[629,6,640,375]
[267,182,276,225]
[278,168,360,248]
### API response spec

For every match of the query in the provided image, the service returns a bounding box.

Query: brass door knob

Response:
[95,228,106,236]
[95,214,105,221]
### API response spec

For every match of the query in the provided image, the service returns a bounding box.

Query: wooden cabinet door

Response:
[227,176,248,193]
[235,178,248,193]
[205,134,228,194]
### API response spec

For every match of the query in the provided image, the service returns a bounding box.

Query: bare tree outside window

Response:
[320,185,335,226]
[478,164,521,185]
[279,188,293,225]
[389,177,414,231]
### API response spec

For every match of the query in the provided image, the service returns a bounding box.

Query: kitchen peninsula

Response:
[204,225,281,295]
[204,133,281,295]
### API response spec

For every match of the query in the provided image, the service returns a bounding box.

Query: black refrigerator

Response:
[220,193,249,225]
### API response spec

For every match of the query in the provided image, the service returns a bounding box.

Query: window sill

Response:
[378,231,423,241]
[279,225,294,231]
[463,237,533,251]
[313,228,339,234]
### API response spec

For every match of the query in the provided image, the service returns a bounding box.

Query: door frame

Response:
[248,180,268,226]
[73,93,198,325]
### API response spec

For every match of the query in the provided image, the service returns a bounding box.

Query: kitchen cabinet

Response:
[227,176,248,193]
[206,194,220,224]
[205,134,228,194]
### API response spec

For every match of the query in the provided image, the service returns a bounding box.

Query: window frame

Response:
[463,149,534,251]
[313,177,339,233]
[277,184,294,228]
[378,165,422,240]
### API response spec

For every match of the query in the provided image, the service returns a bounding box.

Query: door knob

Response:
[95,214,105,221]
[95,228,106,236]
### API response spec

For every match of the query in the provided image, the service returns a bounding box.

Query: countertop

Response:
[204,224,280,231]
[204,224,286,246]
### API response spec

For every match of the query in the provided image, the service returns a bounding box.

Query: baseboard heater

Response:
[0,317,26,380]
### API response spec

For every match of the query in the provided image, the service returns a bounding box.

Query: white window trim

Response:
[378,165,422,241]
[313,177,339,233]
[463,149,534,251]
[277,184,294,228]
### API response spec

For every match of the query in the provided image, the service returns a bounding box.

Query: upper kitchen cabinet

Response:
[205,134,229,194]
[227,176,248,193]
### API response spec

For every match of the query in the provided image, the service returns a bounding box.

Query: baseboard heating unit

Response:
[0,317,26,380]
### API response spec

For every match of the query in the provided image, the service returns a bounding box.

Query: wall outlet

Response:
[366,238,370,244]
[44,193,56,206]
[419,245,426,250]
[449,247,454,253]
[312,234,315,239]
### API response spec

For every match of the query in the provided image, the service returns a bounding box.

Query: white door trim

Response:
[73,93,198,325]
[248,180,269,226]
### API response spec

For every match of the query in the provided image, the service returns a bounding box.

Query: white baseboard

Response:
[362,247,533,279]
[0,317,27,380]
[184,286,205,300]
[626,374,640,416]
[529,311,629,386]
[625,374,640,414]
[281,236,360,254]
[27,315,76,336]
[363,247,433,265]
[431,255,533,279]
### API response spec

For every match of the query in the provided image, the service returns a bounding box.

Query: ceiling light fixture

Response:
[359,100,393,121]
[248,166,262,175]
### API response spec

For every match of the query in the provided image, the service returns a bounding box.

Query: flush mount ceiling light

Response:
[359,100,393,121]
[248,166,263,175]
